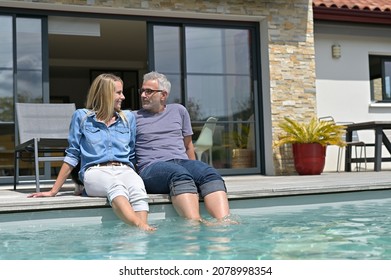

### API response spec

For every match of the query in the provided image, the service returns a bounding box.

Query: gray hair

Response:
[143,71,171,94]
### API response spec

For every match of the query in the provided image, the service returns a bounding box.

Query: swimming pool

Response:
[1,190,390,260]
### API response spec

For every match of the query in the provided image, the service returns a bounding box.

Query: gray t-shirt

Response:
[134,104,193,172]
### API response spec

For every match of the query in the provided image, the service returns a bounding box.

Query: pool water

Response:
[1,191,391,260]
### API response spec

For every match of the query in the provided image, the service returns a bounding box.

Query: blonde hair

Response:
[86,73,126,124]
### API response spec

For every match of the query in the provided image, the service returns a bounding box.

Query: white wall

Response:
[314,22,391,172]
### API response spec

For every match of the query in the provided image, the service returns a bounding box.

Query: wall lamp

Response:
[332,44,341,59]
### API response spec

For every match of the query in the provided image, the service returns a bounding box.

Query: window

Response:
[149,22,260,173]
[0,15,46,183]
[369,55,391,102]
[0,14,15,180]
[16,17,43,103]
[0,15,13,123]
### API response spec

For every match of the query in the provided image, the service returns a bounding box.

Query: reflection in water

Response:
[206,228,232,253]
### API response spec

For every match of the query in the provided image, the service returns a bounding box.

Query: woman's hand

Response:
[27,162,73,198]
[28,190,56,198]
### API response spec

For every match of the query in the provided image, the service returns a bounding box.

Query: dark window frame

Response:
[369,54,391,102]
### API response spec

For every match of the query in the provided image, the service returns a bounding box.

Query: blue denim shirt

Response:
[64,109,136,182]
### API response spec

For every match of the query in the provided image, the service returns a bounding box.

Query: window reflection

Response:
[0,16,15,178]
[0,71,14,122]
[17,71,43,103]
[152,24,257,171]
[187,75,251,121]
[164,74,181,104]
[185,27,254,169]
[16,18,42,69]
[0,16,45,180]
[153,26,181,73]
[369,55,391,102]
[186,27,250,75]
[385,61,391,99]
[16,17,43,103]
[153,26,182,104]
[0,16,13,68]
[0,16,14,123]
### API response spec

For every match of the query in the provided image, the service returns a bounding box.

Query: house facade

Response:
[313,0,391,171]
[0,0,389,185]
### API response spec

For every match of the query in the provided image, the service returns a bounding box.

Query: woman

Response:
[29,73,155,231]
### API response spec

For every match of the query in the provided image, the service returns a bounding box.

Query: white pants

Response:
[83,165,149,212]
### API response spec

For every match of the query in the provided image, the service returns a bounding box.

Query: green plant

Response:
[273,117,347,148]
[232,123,250,149]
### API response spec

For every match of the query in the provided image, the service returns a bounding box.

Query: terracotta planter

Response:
[232,148,254,168]
[292,143,326,175]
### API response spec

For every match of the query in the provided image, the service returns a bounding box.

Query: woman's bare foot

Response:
[138,223,157,231]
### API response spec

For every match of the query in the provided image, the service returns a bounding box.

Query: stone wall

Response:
[3,0,316,175]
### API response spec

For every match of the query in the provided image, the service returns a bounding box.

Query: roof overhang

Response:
[313,6,391,25]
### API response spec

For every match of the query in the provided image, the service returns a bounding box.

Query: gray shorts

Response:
[140,159,227,198]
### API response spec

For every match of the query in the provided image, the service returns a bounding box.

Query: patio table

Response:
[344,121,391,171]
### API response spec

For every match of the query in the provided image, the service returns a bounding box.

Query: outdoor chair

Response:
[319,116,369,172]
[337,125,368,172]
[193,117,218,166]
[14,103,76,192]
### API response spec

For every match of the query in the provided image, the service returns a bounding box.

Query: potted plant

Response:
[273,117,346,175]
[231,122,254,168]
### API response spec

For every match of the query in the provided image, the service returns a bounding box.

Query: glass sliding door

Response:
[0,15,47,184]
[149,22,260,174]
[0,15,14,179]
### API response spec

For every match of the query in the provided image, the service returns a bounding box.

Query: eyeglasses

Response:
[138,88,164,96]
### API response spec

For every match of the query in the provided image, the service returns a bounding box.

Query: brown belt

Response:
[96,161,126,167]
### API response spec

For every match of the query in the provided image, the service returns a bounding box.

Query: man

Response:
[134,71,232,222]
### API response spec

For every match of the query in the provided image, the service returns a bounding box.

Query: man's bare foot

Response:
[201,215,240,226]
